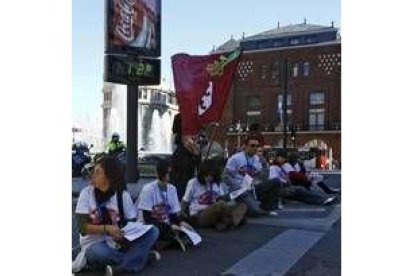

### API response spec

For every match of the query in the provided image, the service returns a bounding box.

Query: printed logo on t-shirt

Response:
[89,207,119,225]
[198,190,220,205]
[151,203,170,222]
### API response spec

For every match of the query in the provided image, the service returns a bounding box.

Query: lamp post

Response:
[281,58,288,152]
[290,124,296,149]
[72,127,82,143]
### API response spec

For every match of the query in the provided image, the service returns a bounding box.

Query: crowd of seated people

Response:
[72,117,340,275]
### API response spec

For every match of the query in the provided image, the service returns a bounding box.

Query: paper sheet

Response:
[229,174,254,200]
[122,222,154,241]
[241,174,253,190]
[179,226,202,245]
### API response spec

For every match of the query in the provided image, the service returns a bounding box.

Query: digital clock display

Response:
[104,55,160,85]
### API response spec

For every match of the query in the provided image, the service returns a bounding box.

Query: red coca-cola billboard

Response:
[105,0,161,57]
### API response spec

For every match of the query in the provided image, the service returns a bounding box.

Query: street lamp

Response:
[289,124,296,148]
[281,58,288,152]
[72,127,82,143]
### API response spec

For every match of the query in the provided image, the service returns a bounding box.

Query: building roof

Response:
[213,23,339,53]
[213,38,240,53]
[243,23,337,41]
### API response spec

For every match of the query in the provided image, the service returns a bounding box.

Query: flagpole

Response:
[203,122,219,161]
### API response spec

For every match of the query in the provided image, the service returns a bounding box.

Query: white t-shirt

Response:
[182,177,226,216]
[268,165,288,183]
[75,185,137,248]
[225,151,263,191]
[137,180,181,224]
[281,163,295,174]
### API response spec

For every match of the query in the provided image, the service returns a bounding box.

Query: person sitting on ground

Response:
[285,152,339,194]
[269,152,336,206]
[107,132,125,156]
[72,156,160,275]
[137,159,195,252]
[223,135,282,217]
[181,159,248,232]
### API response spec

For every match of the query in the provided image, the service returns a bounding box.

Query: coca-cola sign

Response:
[106,0,161,57]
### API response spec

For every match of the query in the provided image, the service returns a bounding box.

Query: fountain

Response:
[108,84,176,154]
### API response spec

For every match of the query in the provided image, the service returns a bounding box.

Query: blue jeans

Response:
[85,226,159,273]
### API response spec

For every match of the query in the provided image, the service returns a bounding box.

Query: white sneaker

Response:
[268,210,278,216]
[105,265,113,276]
[323,197,335,205]
[149,250,162,262]
[173,234,187,252]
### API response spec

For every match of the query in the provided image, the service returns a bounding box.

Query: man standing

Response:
[169,113,201,200]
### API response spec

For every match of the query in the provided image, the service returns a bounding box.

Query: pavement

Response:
[72,172,341,275]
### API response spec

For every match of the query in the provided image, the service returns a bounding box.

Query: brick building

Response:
[213,22,341,162]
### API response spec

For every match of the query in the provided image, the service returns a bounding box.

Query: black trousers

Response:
[170,148,200,200]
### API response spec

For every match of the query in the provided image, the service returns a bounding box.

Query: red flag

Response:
[172,49,241,135]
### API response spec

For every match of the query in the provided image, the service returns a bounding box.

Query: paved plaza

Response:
[72,173,341,275]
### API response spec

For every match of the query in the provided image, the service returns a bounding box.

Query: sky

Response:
[72,0,341,124]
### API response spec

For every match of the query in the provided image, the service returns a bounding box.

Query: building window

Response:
[310,92,325,105]
[261,65,268,79]
[258,41,267,48]
[161,94,167,104]
[273,40,283,47]
[271,61,280,79]
[303,62,310,76]
[247,96,261,110]
[277,94,293,126]
[309,109,325,130]
[143,90,148,99]
[290,37,300,45]
[291,63,299,77]
[246,114,260,127]
[306,36,316,44]
[278,94,292,107]
[138,90,142,99]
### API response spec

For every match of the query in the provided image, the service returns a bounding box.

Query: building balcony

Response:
[226,122,341,135]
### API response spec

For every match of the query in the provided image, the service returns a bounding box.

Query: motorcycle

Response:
[81,146,139,180]
[72,143,93,177]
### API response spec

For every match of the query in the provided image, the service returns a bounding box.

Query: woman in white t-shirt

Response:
[182,160,247,232]
[72,156,160,275]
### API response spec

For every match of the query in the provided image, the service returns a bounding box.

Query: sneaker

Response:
[277,198,284,210]
[267,210,278,216]
[105,265,123,276]
[147,250,162,263]
[105,265,113,276]
[172,234,187,252]
[231,204,248,227]
[322,196,335,205]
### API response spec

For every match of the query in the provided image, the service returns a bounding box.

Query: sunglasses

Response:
[248,144,259,148]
